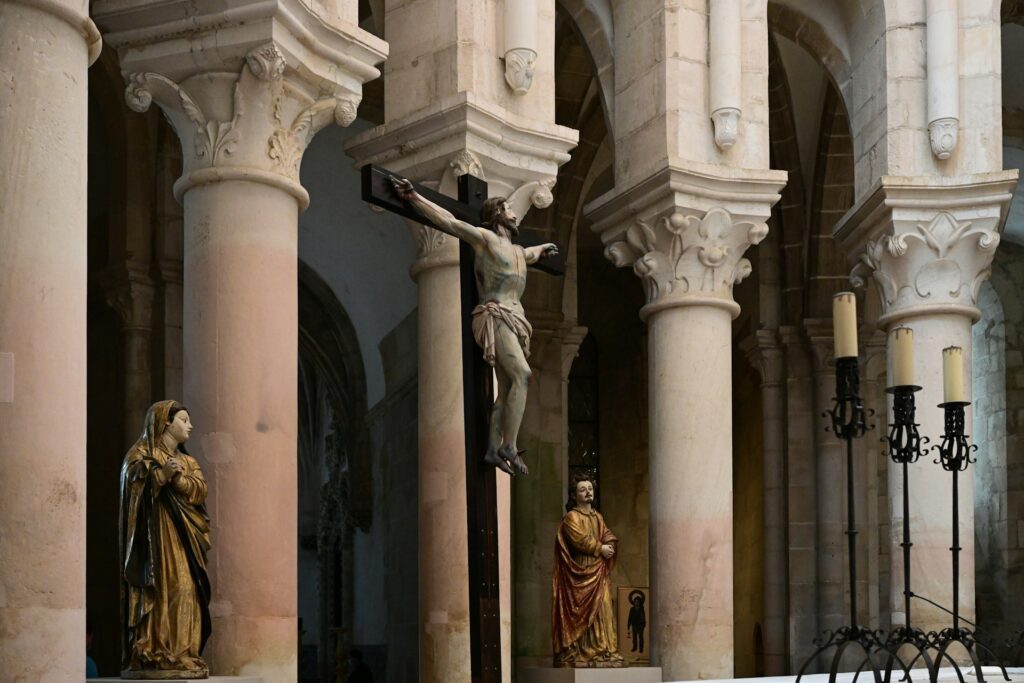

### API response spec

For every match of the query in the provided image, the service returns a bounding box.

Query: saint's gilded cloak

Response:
[551,507,619,662]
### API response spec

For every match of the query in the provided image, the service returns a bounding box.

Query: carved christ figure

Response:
[392,176,557,475]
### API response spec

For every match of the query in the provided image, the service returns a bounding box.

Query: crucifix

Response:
[361,164,564,682]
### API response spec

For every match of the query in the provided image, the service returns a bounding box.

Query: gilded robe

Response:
[551,507,623,666]
[120,401,211,676]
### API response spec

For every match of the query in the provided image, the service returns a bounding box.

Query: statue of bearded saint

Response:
[551,475,625,667]
[120,400,212,679]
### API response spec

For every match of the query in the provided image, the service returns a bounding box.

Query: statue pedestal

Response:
[94,678,262,682]
[520,667,663,682]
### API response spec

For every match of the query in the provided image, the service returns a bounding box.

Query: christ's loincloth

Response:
[471,301,532,367]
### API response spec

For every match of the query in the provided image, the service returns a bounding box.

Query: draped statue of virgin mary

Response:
[120,400,212,679]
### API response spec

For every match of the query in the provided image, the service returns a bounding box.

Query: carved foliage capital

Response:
[103,278,155,331]
[603,207,767,306]
[850,211,999,320]
[742,332,785,386]
[124,43,361,183]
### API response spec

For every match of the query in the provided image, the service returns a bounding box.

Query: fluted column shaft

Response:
[0,1,99,679]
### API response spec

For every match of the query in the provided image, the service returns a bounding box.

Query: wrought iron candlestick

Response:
[880,385,934,679]
[925,400,1009,683]
[797,356,888,683]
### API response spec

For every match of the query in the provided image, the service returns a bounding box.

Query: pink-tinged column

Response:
[588,168,785,680]
[0,1,100,679]
[93,3,386,678]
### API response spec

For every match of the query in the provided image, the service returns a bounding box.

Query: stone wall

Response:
[973,242,1024,657]
[362,311,420,681]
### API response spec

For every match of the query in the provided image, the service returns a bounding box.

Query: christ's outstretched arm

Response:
[391,176,490,248]
[524,242,558,264]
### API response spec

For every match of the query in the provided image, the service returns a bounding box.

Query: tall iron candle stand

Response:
[926,400,1009,683]
[880,384,934,681]
[796,356,887,683]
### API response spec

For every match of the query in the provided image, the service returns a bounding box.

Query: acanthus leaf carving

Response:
[125,72,243,165]
[603,206,765,305]
[267,94,360,173]
[849,211,1001,318]
[410,223,449,260]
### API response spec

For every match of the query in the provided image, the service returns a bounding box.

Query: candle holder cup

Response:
[923,401,1009,683]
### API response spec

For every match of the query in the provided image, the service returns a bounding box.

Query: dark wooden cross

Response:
[361,164,564,682]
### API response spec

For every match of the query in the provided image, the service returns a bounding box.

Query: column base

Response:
[95,678,262,683]
[520,666,662,682]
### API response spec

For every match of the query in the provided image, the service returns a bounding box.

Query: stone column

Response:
[778,326,819,670]
[346,0,576,664]
[101,272,156,447]
[742,331,788,675]
[805,320,847,635]
[835,173,1018,634]
[407,219,473,680]
[588,169,785,679]
[94,4,385,679]
[0,1,100,679]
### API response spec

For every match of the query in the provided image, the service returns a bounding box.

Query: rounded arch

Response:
[296,260,371,681]
[972,279,1009,642]
[766,32,810,326]
[556,0,615,136]
[88,46,157,272]
[768,1,852,94]
[298,260,371,526]
[805,83,855,319]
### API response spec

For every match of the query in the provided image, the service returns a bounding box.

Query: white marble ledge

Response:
[520,667,1024,683]
[665,668,1024,683]
[94,678,262,683]
[520,667,662,682]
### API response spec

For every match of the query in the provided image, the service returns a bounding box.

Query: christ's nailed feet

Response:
[484,447,516,476]
[500,445,529,476]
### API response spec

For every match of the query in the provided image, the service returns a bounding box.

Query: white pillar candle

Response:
[892,327,915,387]
[833,292,858,358]
[942,346,965,402]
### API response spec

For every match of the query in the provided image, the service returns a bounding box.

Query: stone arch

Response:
[972,279,1009,644]
[298,260,370,527]
[1005,0,1024,24]
[805,84,854,319]
[556,0,615,136]
[767,1,852,103]
[296,260,371,680]
[767,32,809,326]
[88,47,157,272]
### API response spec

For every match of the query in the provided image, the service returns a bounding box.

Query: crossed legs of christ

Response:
[472,301,532,475]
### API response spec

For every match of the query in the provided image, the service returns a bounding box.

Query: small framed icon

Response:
[617,586,649,663]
